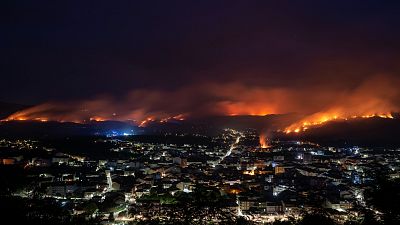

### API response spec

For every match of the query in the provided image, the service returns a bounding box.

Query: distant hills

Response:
[1,101,400,147]
[0,114,296,138]
[0,120,141,138]
[143,114,301,135]
[280,117,400,147]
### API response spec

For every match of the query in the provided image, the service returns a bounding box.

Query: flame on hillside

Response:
[2,75,400,130]
[4,108,185,128]
[284,112,394,134]
[259,133,270,148]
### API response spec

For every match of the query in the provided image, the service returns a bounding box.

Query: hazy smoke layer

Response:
[6,75,400,128]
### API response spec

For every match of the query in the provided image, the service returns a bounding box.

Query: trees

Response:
[365,177,400,225]
[297,212,336,225]
[135,184,242,225]
[0,165,28,195]
[0,195,101,225]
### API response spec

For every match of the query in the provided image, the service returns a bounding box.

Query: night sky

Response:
[2,1,400,123]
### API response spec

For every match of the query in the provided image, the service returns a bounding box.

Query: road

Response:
[213,130,243,167]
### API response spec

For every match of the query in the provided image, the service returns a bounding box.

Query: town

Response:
[1,128,399,224]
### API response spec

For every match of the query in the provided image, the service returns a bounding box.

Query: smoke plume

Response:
[6,75,400,129]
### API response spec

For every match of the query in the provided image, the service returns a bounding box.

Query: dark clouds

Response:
[1,1,400,105]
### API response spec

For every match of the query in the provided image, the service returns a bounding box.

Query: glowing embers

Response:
[138,114,186,127]
[5,110,186,128]
[138,117,155,127]
[3,116,48,122]
[159,114,186,123]
[284,112,394,134]
[89,116,105,122]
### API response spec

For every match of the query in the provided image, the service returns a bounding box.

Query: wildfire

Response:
[259,133,270,148]
[4,114,185,127]
[159,114,186,123]
[172,114,186,121]
[138,117,155,127]
[2,116,48,122]
[284,112,394,134]
[4,109,185,128]
[139,114,186,127]
[89,116,105,122]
